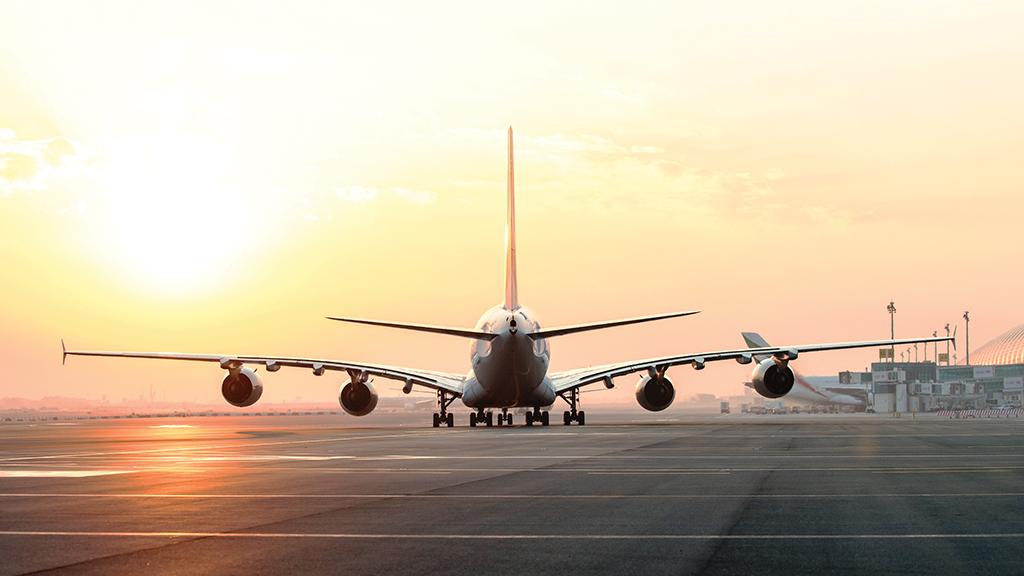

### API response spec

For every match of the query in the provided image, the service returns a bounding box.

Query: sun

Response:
[89,134,257,295]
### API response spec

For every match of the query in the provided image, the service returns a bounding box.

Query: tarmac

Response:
[1,412,1022,575]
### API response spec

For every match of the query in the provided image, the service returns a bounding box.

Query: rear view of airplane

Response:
[741,332,864,407]
[63,129,951,427]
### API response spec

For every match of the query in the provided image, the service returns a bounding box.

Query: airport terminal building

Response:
[839,323,1024,412]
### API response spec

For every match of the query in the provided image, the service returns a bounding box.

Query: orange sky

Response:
[1,1,1022,404]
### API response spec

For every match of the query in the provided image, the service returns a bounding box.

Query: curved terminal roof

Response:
[971,325,1024,365]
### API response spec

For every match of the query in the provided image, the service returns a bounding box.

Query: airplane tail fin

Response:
[504,126,518,311]
[741,332,771,348]
[741,332,773,363]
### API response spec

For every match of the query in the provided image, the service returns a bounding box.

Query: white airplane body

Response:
[64,128,951,427]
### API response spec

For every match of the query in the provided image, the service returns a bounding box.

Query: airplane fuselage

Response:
[460,305,555,409]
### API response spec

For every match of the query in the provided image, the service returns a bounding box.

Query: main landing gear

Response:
[557,388,586,425]
[497,408,513,426]
[470,408,513,427]
[524,408,550,426]
[469,409,494,427]
[433,390,456,428]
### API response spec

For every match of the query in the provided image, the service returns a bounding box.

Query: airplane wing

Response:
[62,342,465,396]
[550,336,953,394]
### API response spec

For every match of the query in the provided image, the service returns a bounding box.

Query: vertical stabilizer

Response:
[504,127,519,310]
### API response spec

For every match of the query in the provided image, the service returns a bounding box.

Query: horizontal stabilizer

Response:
[528,310,700,340]
[326,316,498,340]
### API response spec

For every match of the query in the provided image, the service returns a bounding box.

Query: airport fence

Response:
[935,409,1023,418]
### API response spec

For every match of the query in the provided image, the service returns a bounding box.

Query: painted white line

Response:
[263,465,1024,474]
[1,492,1022,499]
[587,471,731,476]
[187,456,356,462]
[874,469,1014,474]
[0,431,432,463]
[344,454,1024,460]
[6,463,1018,475]
[0,530,1021,540]
[0,471,132,478]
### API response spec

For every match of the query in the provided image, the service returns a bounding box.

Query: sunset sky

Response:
[2,1,1022,405]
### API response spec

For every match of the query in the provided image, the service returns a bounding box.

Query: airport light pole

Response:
[945,323,951,366]
[963,311,971,365]
[887,301,896,365]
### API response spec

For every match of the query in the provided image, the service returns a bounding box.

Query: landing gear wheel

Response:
[446,413,454,427]
[525,411,534,426]
[563,411,572,425]
[486,412,494,427]
[541,411,550,426]
[577,411,586,426]
[507,414,513,425]
[469,413,477,427]
[432,413,440,428]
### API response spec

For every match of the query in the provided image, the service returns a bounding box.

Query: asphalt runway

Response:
[1,413,1023,575]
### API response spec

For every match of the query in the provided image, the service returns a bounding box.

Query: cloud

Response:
[333,185,379,203]
[598,87,646,106]
[334,185,435,206]
[392,186,435,205]
[0,129,85,197]
[526,133,664,157]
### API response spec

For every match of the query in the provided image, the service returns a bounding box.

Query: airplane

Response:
[741,332,863,407]
[63,128,953,428]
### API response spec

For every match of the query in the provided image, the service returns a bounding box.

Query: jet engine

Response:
[635,374,676,412]
[221,367,264,407]
[750,357,795,398]
[339,379,379,416]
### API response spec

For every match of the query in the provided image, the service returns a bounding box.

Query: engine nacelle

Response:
[221,367,264,407]
[339,379,379,416]
[635,374,676,412]
[750,357,795,399]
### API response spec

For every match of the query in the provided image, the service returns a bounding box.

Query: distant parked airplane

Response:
[742,332,863,407]
[64,129,950,427]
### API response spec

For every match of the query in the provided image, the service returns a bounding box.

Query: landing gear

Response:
[558,388,586,425]
[433,390,456,428]
[525,408,550,426]
[472,409,495,427]
[496,408,511,426]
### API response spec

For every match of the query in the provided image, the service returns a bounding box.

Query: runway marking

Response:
[587,471,731,476]
[188,455,355,462]
[346,454,1024,460]
[5,465,1017,476]
[0,431,430,463]
[1,530,1021,540]
[2,492,1022,499]
[245,465,1024,474]
[874,469,1015,474]
[0,471,132,478]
